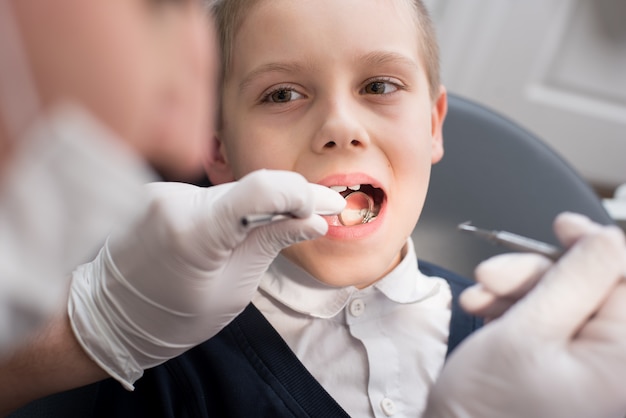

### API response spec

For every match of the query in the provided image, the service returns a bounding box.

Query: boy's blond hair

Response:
[208,0,441,101]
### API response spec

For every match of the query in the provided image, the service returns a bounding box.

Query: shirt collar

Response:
[259,238,441,319]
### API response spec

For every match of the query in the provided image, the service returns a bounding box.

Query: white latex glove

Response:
[424,213,626,418]
[68,169,345,390]
[461,213,604,321]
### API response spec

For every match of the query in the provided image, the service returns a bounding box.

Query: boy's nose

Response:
[311,99,370,153]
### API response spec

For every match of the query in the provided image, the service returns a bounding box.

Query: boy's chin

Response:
[283,246,400,289]
[315,267,382,289]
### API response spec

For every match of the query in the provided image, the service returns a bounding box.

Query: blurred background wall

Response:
[423,0,626,197]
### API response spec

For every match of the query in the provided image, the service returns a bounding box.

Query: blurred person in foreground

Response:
[0,0,216,352]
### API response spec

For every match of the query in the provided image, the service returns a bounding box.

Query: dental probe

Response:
[241,210,338,228]
[241,213,295,228]
[458,222,563,261]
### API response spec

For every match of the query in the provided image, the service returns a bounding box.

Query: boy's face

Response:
[11,0,217,180]
[209,0,447,288]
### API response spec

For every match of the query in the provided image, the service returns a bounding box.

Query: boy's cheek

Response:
[223,138,295,179]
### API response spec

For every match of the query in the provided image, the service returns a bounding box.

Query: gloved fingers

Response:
[460,284,516,321]
[573,280,626,398]
[503,224,626,341]
[218,215,329,306]
[226,170,343,220]
[553,212,604,248]
[207,170,343,247]
[226,214,328,272]
[577,282,626,342]
[585,253,626,324]
[461,253,551,320]
[143,171,345,232]
[459,284,494,313]
[474,253,552,299]
[243,214,329,260]
[309,183,347,216]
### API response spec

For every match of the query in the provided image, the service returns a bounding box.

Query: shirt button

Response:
[381,397,397,416]
[349,298,365,317]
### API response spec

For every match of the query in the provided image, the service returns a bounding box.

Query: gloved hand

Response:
[68,169,345,390]
[461,213,604,321]
[423,212,626,418]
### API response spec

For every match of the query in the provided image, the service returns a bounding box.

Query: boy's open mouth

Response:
[329,184,384,226]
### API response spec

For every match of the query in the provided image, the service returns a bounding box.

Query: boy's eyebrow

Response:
[239,62,307,92]
[359,51,420,72]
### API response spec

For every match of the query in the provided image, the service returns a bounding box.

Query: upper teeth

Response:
[330,184,361,192]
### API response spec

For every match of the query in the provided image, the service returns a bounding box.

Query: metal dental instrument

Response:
[241,213,295,228]
[458,221,563,260]
[241,209,338,228]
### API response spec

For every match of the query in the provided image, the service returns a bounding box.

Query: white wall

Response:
[424,0,626,191]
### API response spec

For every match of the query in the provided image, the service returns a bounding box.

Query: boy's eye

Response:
[262,88,304,103]
[363,80,399,95]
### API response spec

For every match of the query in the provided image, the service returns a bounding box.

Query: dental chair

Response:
[412,93,614,279]
[8,93,614,417]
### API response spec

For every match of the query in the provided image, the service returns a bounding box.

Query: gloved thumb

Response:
[233,183,344,261]
[196,170,343,253]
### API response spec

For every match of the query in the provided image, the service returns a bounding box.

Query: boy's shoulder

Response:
[417,259,475,291]
[417,259,484,357]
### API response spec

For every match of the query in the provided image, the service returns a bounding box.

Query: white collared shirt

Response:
[252,239,452,418]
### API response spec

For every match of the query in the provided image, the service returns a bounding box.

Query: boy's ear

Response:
[430,85,447,165]
[203,133,236,185]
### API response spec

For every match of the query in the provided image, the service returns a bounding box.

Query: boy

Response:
[82,0,481,416]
